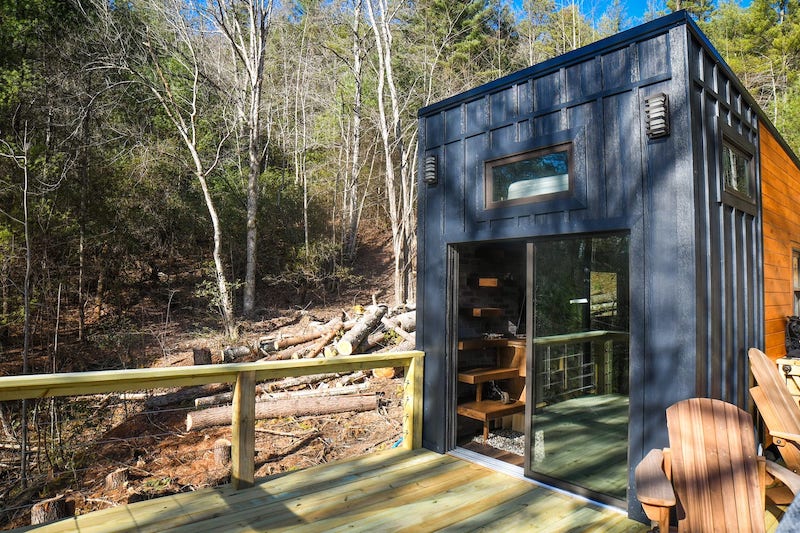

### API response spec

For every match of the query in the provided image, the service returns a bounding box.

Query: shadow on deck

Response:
[19,448,646,532]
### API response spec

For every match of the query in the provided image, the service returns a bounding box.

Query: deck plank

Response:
[17,449,648,533]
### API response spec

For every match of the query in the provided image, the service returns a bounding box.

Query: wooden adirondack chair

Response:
[635,397,800,533]
[749,347,800,476]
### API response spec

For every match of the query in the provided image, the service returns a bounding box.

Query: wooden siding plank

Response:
[761,126,800,357]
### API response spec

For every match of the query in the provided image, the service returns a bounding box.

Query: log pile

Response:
[178,303,415,431]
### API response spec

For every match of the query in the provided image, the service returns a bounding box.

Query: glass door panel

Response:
[525,234,630,503]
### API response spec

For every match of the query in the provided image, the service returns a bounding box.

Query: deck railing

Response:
[0,351,424,490]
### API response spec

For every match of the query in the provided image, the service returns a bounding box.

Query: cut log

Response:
[304,318,343,359]
[377,339,415,353]
[336,305,387,356]
[193,347,212,365]
[381,317,415,343]
[195,382,370,407]
[262,373,340,392]
[186,394,379,431]
[337,371,367,386]
[105,468,128,490]
[372,367,397,379]
[213,439,232,466]
[386,310,416,332]
[222,345,253,361]
[31,495,72,525]
[260,331,323,353]
[144,383,230,409]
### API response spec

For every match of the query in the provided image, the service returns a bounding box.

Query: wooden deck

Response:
[20,448,646,532]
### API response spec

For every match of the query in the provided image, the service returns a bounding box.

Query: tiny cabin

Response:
[415,11,800,521]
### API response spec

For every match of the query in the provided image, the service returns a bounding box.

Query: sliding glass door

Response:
[525,234,630,503]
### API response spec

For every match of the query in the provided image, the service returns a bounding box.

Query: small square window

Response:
[485,143,572,209]
[722,141,753,199]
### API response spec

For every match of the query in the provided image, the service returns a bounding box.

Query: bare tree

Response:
[81,0,238,338]
[207,0,273,317]
[365,0,418,306]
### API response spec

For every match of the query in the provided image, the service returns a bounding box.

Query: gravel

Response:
[470,428,525,456]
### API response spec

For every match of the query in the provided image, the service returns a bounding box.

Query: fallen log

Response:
[262,373,341,392]
[303,318,343,359]
[194,382,370,407]
[381,317,415,343]
[336,305,387,356]
[259,331,323,353]
[144,383,230,409]
[385,310,416,332]
[186,394,379,431]
[377,339,415,353]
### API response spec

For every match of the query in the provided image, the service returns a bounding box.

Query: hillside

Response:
[0,229,408,529]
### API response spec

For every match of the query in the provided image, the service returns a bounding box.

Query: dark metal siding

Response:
[687,31,762,408]
[416,12,765,520]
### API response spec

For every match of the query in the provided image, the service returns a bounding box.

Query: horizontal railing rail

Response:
[0,351,424,490]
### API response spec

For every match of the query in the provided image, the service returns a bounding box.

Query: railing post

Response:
[231,370,255,489]
[403,354,423,450]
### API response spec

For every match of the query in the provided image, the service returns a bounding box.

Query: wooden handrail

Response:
[0,351,425,489]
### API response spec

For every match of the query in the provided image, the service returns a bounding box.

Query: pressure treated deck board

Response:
[18,449,648,533]
[167,454,477,532]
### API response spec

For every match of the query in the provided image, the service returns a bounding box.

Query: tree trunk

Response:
[193,347,212,365]
[213,439,232,466]
[187,394,378,431]
[105,468,128,490]
[336,305,387,355]
[31,495,71,525]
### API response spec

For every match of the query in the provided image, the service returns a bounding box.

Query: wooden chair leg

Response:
[641,503,669,533]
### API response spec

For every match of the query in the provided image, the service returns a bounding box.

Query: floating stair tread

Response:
[458,367,520,384]
[457,400,526,421]
[469,308,503,318]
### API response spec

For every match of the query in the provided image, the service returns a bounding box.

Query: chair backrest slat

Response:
[749,348,800,471]
[667,398,764,533]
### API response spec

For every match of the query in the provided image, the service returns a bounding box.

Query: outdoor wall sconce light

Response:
[424,155,438,185]
[645,93,670,139]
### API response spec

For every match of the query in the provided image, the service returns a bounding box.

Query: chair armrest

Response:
[770,430,800,445]
[635,448,676,507]
[766,460,800,495]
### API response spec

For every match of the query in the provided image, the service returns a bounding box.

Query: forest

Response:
[2,0,800,526]
[1,0,799,366]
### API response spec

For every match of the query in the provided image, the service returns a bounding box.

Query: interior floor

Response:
[458,394,629,500]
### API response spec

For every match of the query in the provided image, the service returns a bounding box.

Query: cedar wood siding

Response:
[760,126,800,359]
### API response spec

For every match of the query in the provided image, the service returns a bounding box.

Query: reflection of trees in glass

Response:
[722,143,751,197]
[493,150,569,201]
[534,234,630,399]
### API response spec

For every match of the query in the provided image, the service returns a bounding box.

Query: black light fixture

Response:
[424,155,438,185]
[645,93,670,139]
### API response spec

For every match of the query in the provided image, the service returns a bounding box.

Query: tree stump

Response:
[213,438,232,466]
[105,467,129,490]
[193,347,212,365]
[30,495,71,525]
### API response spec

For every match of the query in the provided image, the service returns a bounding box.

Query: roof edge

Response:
[418,11,691,117]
